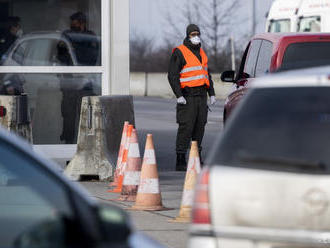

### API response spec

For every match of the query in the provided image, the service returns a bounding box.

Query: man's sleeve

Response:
[168,49,184,98]
[207,69,216,97]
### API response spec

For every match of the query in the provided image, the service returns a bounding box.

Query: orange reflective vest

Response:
[175,44,210,89]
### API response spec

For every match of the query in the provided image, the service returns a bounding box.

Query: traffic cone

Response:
[171,141,201,222]
[130,134,169,211]
[108,124,133,193]
[116,128,142,201]
[109,121,129,187]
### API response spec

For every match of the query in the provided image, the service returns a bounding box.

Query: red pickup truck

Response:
[221,33,330,122]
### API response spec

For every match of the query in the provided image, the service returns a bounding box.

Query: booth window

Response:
[0,0,102,145]
[0,0,101,66]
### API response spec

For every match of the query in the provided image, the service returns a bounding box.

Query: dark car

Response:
[221,32,330,123]
[0,127,164,248]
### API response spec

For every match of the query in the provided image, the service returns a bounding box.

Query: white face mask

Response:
[190,36,201,45]
[16,29,23,38]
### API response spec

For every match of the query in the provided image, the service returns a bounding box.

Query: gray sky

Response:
[130,0,274,48]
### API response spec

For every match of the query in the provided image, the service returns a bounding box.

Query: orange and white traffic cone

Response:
[130,134,169,211]
[108,124,133,193]
[109,121,129,187]
[171,141,201,222]
[116,128,142,201]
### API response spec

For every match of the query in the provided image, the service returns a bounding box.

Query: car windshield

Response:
[209,87,330,174]
[280,42,330,71]
[298,16,321,32]
[268,19,291,32]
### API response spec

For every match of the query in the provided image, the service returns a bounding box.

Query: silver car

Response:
[189,66,330,248]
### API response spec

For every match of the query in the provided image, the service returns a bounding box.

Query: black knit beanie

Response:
[186,24,200,37]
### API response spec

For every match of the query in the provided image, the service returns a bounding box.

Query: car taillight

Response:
[0,106,6,117]
[192,166,211,224]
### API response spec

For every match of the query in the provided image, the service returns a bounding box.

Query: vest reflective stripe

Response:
[180,66,203,74]
[180,75,209,82]
[175,45,210,88]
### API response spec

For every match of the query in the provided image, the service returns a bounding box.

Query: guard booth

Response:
[0,0,129,166]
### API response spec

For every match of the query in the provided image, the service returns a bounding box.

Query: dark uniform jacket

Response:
[168,38,216,98]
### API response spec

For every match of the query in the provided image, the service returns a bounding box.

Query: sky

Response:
[130,0,274,48]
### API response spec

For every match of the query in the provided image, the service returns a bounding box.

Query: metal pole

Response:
[252,0,256,35]
[231,36,236,72]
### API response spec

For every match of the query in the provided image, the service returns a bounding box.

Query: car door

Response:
[0,137,98,248]
[225,40,262,121]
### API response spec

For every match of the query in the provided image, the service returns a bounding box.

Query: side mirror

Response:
[221,71,235,83]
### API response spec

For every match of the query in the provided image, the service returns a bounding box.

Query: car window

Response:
[255,40,273,77]
[12,41,28,65]
[0,142,74,247]
[281,42,330,71]
[243,39,262,77]
[209,87,330,174]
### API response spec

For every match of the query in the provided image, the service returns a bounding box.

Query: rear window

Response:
[209,87,330,174]
[281,42,330,71]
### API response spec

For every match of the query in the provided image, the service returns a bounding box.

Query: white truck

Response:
[266,0,330,32]
[266,0,303,32]
[297,0,330,32]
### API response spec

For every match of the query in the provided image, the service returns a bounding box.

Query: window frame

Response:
[1,0,109,96]
[243,39,263,78]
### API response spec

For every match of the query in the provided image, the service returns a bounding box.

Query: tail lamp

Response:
[0,106,6,117]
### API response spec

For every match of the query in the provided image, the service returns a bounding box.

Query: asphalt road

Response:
[133,96,224,171]
[82,96,225,248]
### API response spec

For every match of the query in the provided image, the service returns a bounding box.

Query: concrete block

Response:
[0,95,33,142]
[130,72,146,96]
[65,95,135,181]
[99,95,135,166]
[146,73,174,98]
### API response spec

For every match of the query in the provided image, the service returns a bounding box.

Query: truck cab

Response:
[266,0,303,32]
[297,0,330,32]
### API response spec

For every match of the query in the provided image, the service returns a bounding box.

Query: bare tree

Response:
[130,34,154,72]
[161,0,244,72]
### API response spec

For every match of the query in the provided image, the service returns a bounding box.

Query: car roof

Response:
[253,32,330,43]
[251,65,330,88]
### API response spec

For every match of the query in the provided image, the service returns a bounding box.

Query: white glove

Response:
[177,96,187,105]
[210,96,217,105]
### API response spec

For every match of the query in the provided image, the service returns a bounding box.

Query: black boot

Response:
[176,153,187,171]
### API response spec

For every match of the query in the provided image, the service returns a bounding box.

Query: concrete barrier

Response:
[130,72,234,100]
[65,95,135,181]
[0,95,32,142]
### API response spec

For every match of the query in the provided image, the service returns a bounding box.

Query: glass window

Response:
[268,19,291,33]
[0,142,73,247]
[209,87,330,174]
[298,16,321,32]
[255,40,273,77]
[281,42,330,71]
[244,39,262,77]
[0,0,101,66]
[0,73,102,144]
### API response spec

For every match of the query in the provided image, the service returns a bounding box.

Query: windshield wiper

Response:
[238,153,328,172]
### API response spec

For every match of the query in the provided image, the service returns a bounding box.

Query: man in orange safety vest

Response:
[168,24,216,171]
